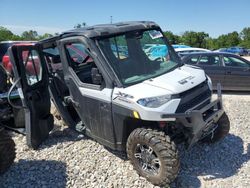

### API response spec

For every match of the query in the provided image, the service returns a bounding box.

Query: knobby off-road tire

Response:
[127,128,179,186]
[202,112,230,143]
[0,129,16,174]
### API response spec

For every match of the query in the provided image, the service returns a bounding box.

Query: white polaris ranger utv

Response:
[7,21,229,186]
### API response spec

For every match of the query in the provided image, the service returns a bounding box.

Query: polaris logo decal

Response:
[178,76,195,85]
[117,96,132,104]
[113,92,134,104]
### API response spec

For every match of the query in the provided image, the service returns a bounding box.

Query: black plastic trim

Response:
[162,97,224,148]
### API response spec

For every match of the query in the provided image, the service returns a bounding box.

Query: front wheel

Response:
[126,128,179,186]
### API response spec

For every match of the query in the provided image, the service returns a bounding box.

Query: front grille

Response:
[175,81,211,113]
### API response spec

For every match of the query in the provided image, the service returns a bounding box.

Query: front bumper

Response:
[161,85,224,148]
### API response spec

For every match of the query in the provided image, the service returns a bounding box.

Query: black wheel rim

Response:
[134,144,161,176]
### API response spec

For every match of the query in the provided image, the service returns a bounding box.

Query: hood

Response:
[143,65,206,93]
[114,65,206,101]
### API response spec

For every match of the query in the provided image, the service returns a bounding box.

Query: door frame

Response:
[56,36,117,147]
[8,44,54,149]
[196,54,225,89]
[221,54,250,90]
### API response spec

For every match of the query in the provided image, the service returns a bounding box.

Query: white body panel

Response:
[112,64,209,121]
[79,87,112,102]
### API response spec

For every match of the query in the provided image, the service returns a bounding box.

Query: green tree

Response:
[38,33,53,40]
[163,31,180,44]
[216,31,241,48]
[181,31,209,48]
[225,31,241,46]
[21,30,38,40]
[216,34,228,48]
[240,27,250,41]
[240,27,250,48]
[0,27,15,41]
[10,35,23,41]
[205,37,218,50]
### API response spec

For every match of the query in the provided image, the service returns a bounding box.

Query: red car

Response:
[1,42,39,75]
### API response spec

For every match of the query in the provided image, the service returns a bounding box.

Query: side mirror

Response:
[91,68,103,85]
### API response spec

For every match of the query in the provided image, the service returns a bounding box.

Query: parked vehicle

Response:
[2,43,40,75]
[0,40,98,131]
[146,45,167,60]
[247,49,250,55]
[4,21,229,186]
[172,44,190,49]
[145,44,191,60]
[0,42,15,64]
[214,48,227,52]
[111,44,128,57]
[225,47,248,56]
[175,47,211,57]
[182,52,250,91]
[0,45,27,130]
[142,44,156,53]
[0,42,39,128]
[0,41,36,64]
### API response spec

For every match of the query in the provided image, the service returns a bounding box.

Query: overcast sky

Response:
[1,0,249,38]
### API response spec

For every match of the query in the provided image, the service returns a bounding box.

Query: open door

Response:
[8,44,54,149]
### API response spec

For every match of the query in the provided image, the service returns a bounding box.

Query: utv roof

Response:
[40,21,160,44]
[64,21,159,37]
[0,41,36,44]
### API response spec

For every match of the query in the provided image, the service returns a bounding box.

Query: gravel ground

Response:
[0,94,250,188]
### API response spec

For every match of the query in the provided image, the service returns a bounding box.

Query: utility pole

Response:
[110,16,113,24]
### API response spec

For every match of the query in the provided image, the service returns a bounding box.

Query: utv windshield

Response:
[98,29,181,86]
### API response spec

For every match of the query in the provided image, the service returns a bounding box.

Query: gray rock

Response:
[0,95,250,187]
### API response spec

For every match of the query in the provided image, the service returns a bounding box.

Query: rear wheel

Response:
[0,129,16,174]
[127,128,179,186]
[202,113,230,143]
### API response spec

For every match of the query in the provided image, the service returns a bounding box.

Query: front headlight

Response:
[206,75,213,90]
[137,94,172,108]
